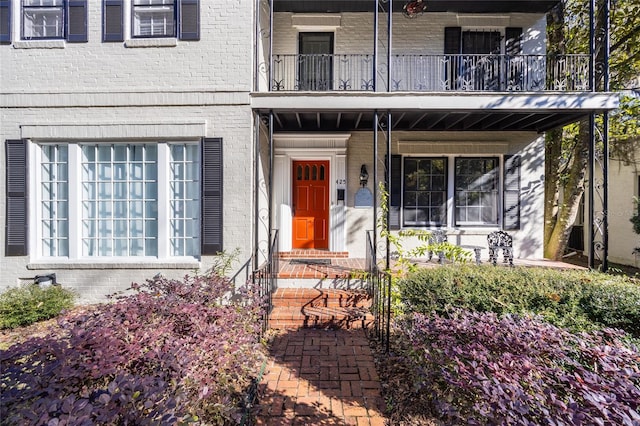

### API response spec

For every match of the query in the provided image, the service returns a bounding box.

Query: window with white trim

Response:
[132,0,175,38]
[36,142,200,260]
[19,0,87,42]
[403,157,447,227]
[22,0,64,39]
[399,156,505,228]
[454,157,498,226]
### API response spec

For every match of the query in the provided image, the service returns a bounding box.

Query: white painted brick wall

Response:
[343,130,545,259]
[1,1,254,94]
[0,0,256,302]
[273,12,545,55]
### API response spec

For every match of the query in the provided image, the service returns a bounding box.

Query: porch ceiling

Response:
[272,0,560,14]
[261,109,587,133]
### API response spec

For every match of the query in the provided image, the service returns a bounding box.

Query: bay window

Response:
[37,142,200,260]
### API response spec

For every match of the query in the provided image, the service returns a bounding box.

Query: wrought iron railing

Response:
[366,230,392,353]
[251,230,279,334]
[270,53,590,92]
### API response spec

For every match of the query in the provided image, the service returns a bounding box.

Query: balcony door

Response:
[298,33,334,91]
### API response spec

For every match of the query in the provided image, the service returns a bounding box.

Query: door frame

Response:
[291,160,331,249]
[273,134,350,252]
[298,32,335,90]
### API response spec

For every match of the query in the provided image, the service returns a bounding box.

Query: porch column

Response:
[253,112,260,269]
[386,112,392,270]
[601,0,610,271]
[373,111,379,264]
[374,0,379,91]
[387,0,392,92]
[269,111,274,253]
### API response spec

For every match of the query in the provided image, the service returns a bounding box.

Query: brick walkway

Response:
[256,329,386,425]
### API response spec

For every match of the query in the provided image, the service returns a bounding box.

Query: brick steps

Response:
[269,288,373,330]
[277,250,349,259]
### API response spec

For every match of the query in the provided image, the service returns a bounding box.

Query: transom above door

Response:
[292,160,329,249]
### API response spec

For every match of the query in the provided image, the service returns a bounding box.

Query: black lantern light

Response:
[359,164,369,187]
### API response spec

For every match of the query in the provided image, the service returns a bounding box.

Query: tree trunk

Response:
[544,119,590,260]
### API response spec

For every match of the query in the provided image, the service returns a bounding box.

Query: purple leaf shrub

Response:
[1,273,265,425]
[401,310,640,425]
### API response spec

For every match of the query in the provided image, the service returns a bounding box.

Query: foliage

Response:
[0,273,265,425]
[398,265,640,336]
[544,0,640,259]
[631,196,640,235]
[377,182,470,277]
[0,284,75,330]
[398,310,640,425]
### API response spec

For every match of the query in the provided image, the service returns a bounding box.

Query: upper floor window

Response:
[15,0,87,42]
[132,0,174,38]
[103,0,200,42]
[22,0,64,39]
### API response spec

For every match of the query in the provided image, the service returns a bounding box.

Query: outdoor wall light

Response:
[34,273,57,287]
[359,164,369,187]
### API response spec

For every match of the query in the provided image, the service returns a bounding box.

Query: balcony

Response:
[269,53,590,93]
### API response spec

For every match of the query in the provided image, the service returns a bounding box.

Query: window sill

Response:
[27,260,200,270]
[13,40,65,49]
[125,38,177,48]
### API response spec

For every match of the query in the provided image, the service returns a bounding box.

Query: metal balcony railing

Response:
[269,53,591,92]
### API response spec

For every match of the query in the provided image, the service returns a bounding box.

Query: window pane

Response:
[170,143,200,256]
[23,7,64,39]
[403,158,447,226]
[81,144,158,257]
[39,144,68,257]
[454,158,498,226]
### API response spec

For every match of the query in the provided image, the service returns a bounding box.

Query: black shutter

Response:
[0,1,10,44]
[201,137,223,255]
[444,27,461,54]
[6,140,28,256]
[503,155,521,230]
[67,0,87,42]
[389,155,402,230]
[103,0,124,42]
[179,0,200,40]
[505,27,523,55]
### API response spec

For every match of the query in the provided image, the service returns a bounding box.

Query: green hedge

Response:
[398,265,640,336]
[0,285,76,329]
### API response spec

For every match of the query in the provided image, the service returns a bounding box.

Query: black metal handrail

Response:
[270,53,590,93]
[251,229,279,334]
[366,230,392,353]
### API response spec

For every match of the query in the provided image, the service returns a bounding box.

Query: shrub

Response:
[398,265,640,336]
[0,273,265,425]
[0,284,75,329]
[399,310,640,425]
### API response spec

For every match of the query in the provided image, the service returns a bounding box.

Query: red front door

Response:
[292,161,329,249]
